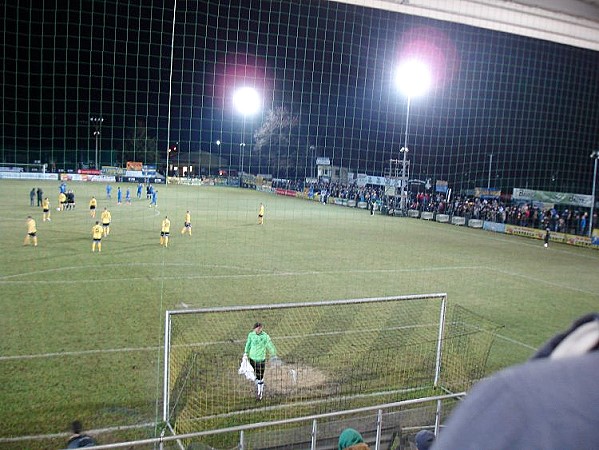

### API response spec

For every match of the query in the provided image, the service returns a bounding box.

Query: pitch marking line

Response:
[494,333,537,351]
[2,262,597,298]
[0,346,158,361]
[0,262,277,280]
[488,266,599,297]
[1,322,536,362]
[0,264,480,283]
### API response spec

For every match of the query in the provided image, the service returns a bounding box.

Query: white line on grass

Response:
[489,266,599,297]
[494,333,537,351]
[2,263,592,361]
[0,345,158,361]
[1,324,428,361]
[2,322,527,362]
[0,264,480,283]
[0,262,276,280]
[448,225,599,261]
[2,263,598,296]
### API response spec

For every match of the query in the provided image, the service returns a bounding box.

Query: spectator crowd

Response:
[271,178,597,236]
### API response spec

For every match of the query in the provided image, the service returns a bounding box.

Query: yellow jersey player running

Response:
[181,210,192,235]
[42,197,51,222]
[92,221,103,252]
[24,216,38,247]
[160,216,171,247]
[89,196,97,217]
[101,207,112,236]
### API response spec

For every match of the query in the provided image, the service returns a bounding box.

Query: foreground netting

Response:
[163,294,500,449]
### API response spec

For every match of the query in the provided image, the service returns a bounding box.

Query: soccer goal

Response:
[162,294,499,446]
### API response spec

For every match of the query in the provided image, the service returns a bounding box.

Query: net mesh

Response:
[1,1,593,447]
[165,297,500,447]
[167,297,443,432]
[2,1,598,193]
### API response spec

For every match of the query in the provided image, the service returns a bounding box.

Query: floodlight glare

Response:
[394,59,432,215]
[233,87,261,116]
[395,59,432,99]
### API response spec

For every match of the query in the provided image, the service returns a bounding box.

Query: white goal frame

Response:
[162,293,448,427]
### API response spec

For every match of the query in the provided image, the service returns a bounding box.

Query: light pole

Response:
[239,142,246,174]
[487,153,493,190]
[176,142,180,176]
[217,139,222,176]
[90,117,103,169]
[233,87,261,175]
[168,142,178,176]
[309,145,316,178]
[399,146,409,212]
[395,59,432,214]
[590,150,599,238]
[216,140,225,175]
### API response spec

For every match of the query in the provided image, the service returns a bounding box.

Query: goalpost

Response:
[162,294,499,447]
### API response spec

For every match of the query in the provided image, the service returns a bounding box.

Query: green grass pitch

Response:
[0,179,597,448]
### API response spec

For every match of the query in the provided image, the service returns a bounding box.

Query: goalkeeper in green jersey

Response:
[244,322,278,400]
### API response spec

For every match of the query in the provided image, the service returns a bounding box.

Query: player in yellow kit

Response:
[58,192,67,211]
[89,196,98,217]
[100,207,112,236]
[42,197,51,222]
[160,216,171,247]
[258,203,265,225]
[181,210,192,236]
[24,216,38,247]
[92,221,103,252]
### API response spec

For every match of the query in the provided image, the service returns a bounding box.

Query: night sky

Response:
[2,0,599,193]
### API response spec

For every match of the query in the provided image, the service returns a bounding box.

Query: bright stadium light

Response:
[233,86,261,116]
[395,59,432,214]
[233,87,261,174]
[395,59,432,100]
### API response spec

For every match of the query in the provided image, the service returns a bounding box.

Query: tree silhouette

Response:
[122,118,158,165]
[253,107,299,176]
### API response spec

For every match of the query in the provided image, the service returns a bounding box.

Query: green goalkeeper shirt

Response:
[244,330,276,362]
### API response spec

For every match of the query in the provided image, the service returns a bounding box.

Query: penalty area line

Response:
[1,324,433,362]
[494,333,537,351]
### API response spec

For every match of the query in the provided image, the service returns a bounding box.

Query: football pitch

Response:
[1,179,598,448]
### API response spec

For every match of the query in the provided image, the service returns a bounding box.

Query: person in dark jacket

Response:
[432,314,599,450]
[66,420,96,448]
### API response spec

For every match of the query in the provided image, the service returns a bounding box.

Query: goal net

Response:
[163,294,500,446]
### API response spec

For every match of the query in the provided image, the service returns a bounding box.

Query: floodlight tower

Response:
[395,59,432,214]
[233,87,261,175]
[90,117,104,169]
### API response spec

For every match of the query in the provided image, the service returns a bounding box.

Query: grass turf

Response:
[0,179,597,448]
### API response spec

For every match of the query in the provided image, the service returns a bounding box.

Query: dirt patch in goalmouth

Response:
[265,362,328,395]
